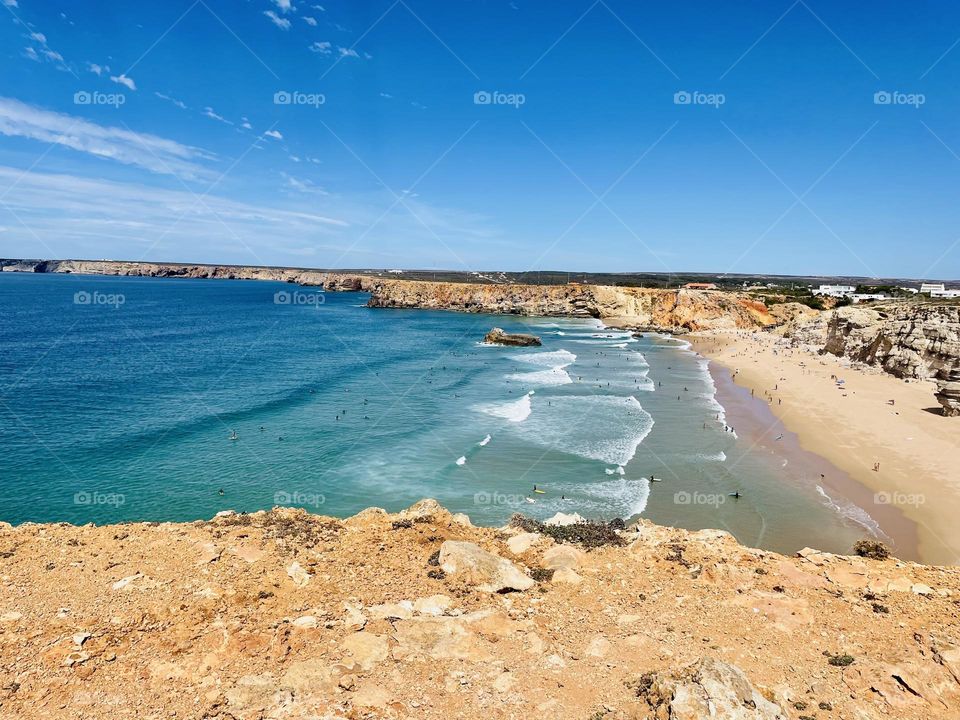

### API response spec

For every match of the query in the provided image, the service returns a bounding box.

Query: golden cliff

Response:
[365,279,774,332]
[1,500,959,719]
[3,259,775,332]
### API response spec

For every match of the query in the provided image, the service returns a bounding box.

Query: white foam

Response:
[515,395,654,466]
[506,367,573,386]
[478,434,491,447]
[456,456,466,466]
[816,486,889,540]
[474,390,535,423]
[512,349,577,367]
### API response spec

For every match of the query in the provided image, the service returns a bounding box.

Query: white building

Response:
[898,286,919,294]
[814,284,855,297]
[850,293,887,303]
[930,289,960,299]
[920,283,945,294]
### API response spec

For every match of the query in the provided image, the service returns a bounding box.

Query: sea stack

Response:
[483,327,542,346]
[935,367,960,416]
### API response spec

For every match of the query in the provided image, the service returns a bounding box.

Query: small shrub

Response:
[853,539,890,560]
[828,653,855,667]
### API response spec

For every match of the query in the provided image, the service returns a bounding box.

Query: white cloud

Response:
[309,41,332,54]
[271,0,293,11]
[379,92,393,99]
[263,10,291,30]
[282,172,328,195]
[338,47,359,58]
[87,62,107,76]
[312,4,325,10]
[263,129,283,140]
[29,32,46,43]
[155,92,187,110]
[22,47,39,62]
[0,97,213,181]
[3,0,20,7]
[303,16,317,26]
[110,73,136,91]
[240,117,253,130]
[203,106,233,125]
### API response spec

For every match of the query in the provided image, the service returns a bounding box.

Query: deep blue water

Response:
[0,273,877,554]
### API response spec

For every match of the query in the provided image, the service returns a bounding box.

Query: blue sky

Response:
[1,0,959,279]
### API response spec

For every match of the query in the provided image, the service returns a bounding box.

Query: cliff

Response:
[2,259,776,333]
[1,500,959,719]
[820,305,960,380]
[366,279,775,332]
[1,258,371,291]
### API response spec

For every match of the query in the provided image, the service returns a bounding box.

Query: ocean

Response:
[0,272,880,555]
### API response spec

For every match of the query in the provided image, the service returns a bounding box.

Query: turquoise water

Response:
[0,273,878,554]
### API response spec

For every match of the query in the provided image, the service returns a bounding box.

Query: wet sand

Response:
[691,330,960,566]
[707,350,921,562]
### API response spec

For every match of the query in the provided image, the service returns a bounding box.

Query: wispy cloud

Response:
[87,62,107,76]
[110,73,136,91]
[263,129,283,140]
[203,106,233,125]
[155,91,187,110]
[303,16,318,26]
[0,97,212,180]
[309,41,332,54]
[263,10,291,30]
[271,0,293,11]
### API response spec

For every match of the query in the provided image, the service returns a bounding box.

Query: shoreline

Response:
[691,329,960,566]
[702,346,922,562]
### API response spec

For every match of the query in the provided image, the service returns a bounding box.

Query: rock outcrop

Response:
[367,279,776,332]
[822,304,960,379]
[936,368,960,416]
[2,501,960,719]
[482,327,542,346]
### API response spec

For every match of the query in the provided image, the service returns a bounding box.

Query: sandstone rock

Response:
[551,567,583,585]
[413,595,453,616]
[343,603,367,631]
[506,532,541,555]
[543,545,585,571]
[286,561,311,588]
[935,368,960,417]
[292,615,318,628]
[111,573,142,590]
[370,601,414,621]
[644,657,787,719]
[392,616,493,662]
[482,327,542,346]
[823,305,960,380]
[438,541,534,592]
[341,632,389,671]
[544,511,586,526]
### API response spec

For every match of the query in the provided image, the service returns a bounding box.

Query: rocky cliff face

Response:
[822,304,960,380]
[1,259,370,292]
[366,279,775,332]
[1,500,959,719]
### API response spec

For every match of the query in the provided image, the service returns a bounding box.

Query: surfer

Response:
[218,488,224,496]
[730,491,741,499]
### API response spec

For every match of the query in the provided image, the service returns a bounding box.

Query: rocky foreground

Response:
[2,501,960,719]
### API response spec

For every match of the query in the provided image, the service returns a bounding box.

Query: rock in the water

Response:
[644,657,787,720]
[935,368,960,417]
[438,540,534,592]
[483,327,541,347]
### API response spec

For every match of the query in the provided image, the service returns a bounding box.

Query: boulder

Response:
[644,657,787,719]
[935,368,960,417]
[482,327,542,347]
[438,540,534,592]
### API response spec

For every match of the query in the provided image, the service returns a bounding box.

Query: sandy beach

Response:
[692,330,960,566]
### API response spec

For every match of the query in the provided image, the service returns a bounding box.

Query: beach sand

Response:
[691,330,960,566]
